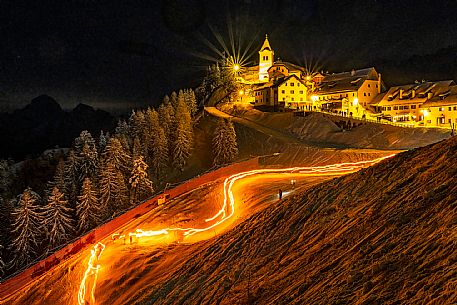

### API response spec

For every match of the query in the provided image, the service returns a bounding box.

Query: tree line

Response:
[0,65,241,278]
[0,88,198,277]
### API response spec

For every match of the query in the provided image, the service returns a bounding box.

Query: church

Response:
[239,35,384,117]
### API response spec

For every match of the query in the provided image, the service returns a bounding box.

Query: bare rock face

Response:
[140,136,456,305]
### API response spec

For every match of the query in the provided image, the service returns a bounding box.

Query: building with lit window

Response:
[253,74,308,109]
[310,68,384,117]
[369,80,456,126]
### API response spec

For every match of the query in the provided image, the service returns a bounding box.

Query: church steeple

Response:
[258,34,274,82]
[260,34,272,51]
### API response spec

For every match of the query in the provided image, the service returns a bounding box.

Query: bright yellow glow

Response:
[76,155,397,303]
[422,109,429,117]
[233,64,240,72]
[239,90,244,95]
[311,95,318,102]
[78,243,105,305]
[353,98,359,106]
[306,75,311,81]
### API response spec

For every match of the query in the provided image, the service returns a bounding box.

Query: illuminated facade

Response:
[258,35,274,82]
[311,68,384,117]
[370,80,457,127]
[254,74,308,108]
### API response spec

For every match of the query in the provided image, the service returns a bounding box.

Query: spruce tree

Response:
[43,187,74,250]
[98,130,109,154]
[187,89,198,116]
[77,142,98,182]
[99,162,129,218]
[145,108,168,178]
[76,178,100,234]
[102,137,131,175]
[10,188,44,268]
[212,118,238,166]
[170,91,178,109]
[173,120,192,171]
[64,150,79,205]
[172,93,193,171]
[129,156,154,204]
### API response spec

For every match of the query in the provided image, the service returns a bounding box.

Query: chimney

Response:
[399,89,404,99]
[427,92,433,99]
[378,73,382,93]
[411,89,416,98]
[351,69,356,76]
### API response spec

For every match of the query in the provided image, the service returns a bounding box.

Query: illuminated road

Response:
[2,155,394,305]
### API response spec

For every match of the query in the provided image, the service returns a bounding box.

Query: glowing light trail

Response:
[78,243,105,305]
[77,154,395,304]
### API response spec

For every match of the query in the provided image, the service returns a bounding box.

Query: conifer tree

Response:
[170,91,178,109]
[173,120,192,171]
[0,196,13,255]
[76,178,100,234]
[43,187,74,249]
[99,162,129,218]
[74,130,96,155]
[225,119,239,161]
[132,136,142,161]
[159,101,176,159]
[102,137,131,175]
[145,108,168,178]
[186,89,198,116]
[77,142,98,182]
[64,150,79,205]
[10,188,43,268]
[212,118,238,166]
[172,95,193,171]
[98,130,109,154]
[129,156,154,204]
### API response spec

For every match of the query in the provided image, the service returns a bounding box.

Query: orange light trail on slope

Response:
[77,154,395,304]
[78,242,105,305]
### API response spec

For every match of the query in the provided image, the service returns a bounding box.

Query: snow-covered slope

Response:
[135,136,456,304]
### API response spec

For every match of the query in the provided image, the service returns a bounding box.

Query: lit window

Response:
[291,97,294,101]
[290,83,295,86]
[439,107,444,111]
[299,90,303,94]
[387,107,391,110]
[282,90,285,94]
[411,105,416,109]
[290,90,294,94]
[394,106,398,110]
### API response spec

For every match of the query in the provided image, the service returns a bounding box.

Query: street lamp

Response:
[233,64,240,72]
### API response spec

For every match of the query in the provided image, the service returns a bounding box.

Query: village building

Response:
[237,35,456,128]
[310,68,384,117]
[369,80,456,126]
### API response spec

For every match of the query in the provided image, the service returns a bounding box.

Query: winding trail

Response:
[77,154,395,304]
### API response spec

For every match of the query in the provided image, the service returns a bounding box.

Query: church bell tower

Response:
[258,34,274,82]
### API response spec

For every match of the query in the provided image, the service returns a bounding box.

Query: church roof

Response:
[268,61,305,73]
[260,35,272,52]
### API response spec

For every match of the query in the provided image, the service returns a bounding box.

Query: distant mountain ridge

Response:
[0,95,116,160]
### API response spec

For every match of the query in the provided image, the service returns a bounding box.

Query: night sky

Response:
[1,0,456,112]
